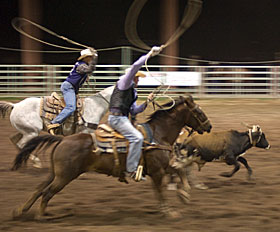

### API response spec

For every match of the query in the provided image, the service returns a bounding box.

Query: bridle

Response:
[184,102,210,133]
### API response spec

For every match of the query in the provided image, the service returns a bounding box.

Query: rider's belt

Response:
[109,112,126,116]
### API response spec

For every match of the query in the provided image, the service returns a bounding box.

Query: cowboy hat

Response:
[78,48,96,61]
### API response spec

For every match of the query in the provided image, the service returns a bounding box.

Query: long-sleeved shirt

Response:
[116,54,149,115]
[66,60,95,93]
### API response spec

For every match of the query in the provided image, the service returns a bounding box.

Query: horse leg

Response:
[9,132,23,150]
[38,176,73,218]
[237,156,253,180]
[17,133,43,168]
[12,174,54,219]
[175,168,191,204]
[150,170,181,219]
[185,164,208,190]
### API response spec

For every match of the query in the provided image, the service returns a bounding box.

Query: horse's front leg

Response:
[150,169,181,219]
[185,164,208,190]
[175,167,191,204]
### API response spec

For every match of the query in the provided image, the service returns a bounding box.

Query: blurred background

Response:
[1,0,280,65]
[1,0,280,98]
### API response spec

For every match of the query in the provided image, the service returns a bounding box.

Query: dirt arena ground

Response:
[0,98,280,232]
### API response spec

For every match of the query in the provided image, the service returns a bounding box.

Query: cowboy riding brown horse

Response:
[12,95,212,219]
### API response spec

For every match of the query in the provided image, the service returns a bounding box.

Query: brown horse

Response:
[12,95,212,219]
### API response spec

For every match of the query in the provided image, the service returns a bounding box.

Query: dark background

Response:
[1,0,280,64]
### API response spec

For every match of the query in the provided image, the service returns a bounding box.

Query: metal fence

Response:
[0,64,279,98]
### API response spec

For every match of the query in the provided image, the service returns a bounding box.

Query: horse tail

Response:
[11,135,63,171]
[0,101,14,118]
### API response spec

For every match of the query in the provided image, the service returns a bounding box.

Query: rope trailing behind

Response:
[11,17,91,51]
[125,0,203,50]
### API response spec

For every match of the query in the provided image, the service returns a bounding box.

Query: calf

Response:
[174,125,270,180]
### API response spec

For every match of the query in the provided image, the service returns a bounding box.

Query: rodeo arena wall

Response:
[0,49,280,99]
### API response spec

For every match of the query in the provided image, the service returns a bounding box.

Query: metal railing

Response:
[0,64,279,98]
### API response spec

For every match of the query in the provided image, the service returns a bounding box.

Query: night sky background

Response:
[1,0,280,64]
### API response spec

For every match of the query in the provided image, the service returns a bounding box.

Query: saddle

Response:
[40,92,84,122]
[93,123,172,155]
[93,124,173,182]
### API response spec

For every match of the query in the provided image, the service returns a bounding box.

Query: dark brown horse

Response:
[12,96,212,219]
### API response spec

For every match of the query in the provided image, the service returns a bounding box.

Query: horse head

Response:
[179,95,212,134]
[147,95,211,145]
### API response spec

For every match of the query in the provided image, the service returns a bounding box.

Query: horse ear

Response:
[179,96,185,101]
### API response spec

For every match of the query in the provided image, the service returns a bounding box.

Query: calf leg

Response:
[220,155,240,178]
[237,156,253,180]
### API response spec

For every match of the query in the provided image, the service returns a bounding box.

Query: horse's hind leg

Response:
[9,132,23,150]
[12,174,54,219]
[38,176,73,217]
[17,133,43,168]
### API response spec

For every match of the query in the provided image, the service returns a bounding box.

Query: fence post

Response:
[199,66,205,98]
[121,46,132,66]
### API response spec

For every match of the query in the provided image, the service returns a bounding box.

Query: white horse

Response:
[0,86,114,166]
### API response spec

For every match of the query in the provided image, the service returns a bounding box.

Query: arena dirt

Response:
[0,99,279,232]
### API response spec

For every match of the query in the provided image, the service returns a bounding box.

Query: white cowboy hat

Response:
[78,48,96,61]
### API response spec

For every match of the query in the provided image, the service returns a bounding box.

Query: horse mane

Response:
[146,96,189,123]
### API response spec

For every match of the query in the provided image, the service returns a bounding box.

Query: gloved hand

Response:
[148,46,162,57]
[147,93,154,103]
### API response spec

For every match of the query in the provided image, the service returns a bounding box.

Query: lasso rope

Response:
[125,0,202,109]
[125,0,202,50]
[12,18,84,51]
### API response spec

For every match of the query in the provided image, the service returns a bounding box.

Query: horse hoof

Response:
[194,183,208,190]
[167,183,177,191]
[12,208,23,220]
[166,210,182,219]
[30,155,42,168]
[177,189,191,204]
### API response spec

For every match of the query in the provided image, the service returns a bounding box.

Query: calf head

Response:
[250,125,270,149]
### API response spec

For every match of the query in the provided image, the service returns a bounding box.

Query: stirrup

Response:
[47,123,60,135]
[135,165,144,182]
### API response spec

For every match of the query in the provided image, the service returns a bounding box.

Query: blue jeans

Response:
[108,115,143,172]
[51,81,76,124]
